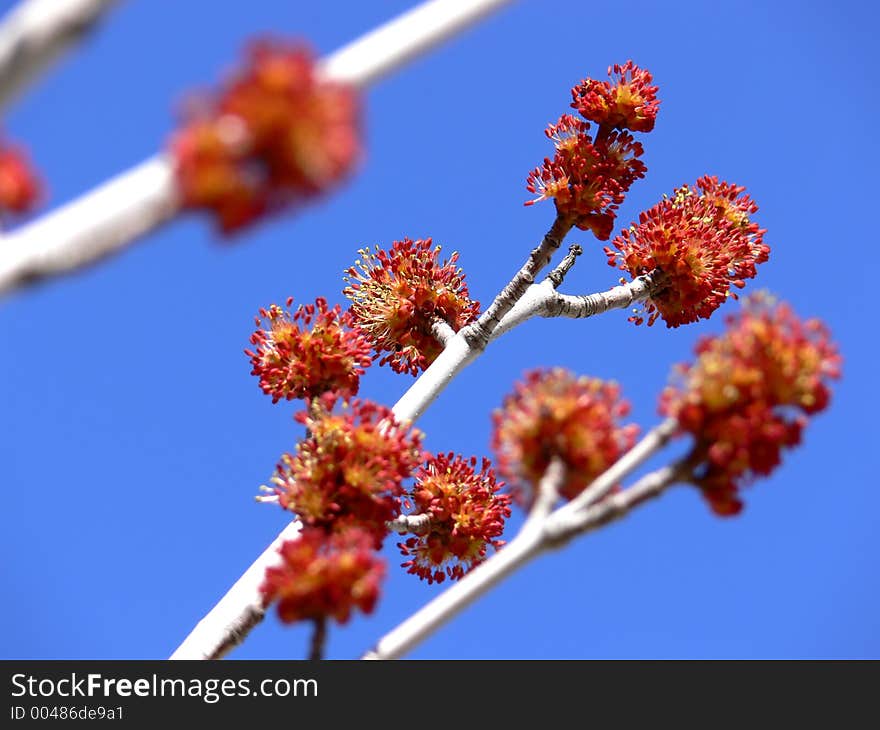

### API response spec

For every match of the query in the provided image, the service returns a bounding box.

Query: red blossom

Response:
[606,175,769,327]
[261,527,385,624]
[271,400,425,544]
[170,39,361,233]
[526,114,646,239]
[660,294,841,515]
[0,143,40,217]
[492,368,639,505]
[343,238,480,375]
[399,453,511,584]
[572,61,660,133]
[245,296,372,403]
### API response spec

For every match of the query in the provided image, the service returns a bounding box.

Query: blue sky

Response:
[1,0,877,659]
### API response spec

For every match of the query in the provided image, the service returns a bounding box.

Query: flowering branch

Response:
[170,243,665,659]
[0,0,515,297]
[363,434,683,661]
[0,0,118,112]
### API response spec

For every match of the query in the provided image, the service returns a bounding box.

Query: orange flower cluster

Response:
[660,296,841,515]
[246,296,372,403]
[606,176,769,327]
[572,61,660,133]
[399,453,511,584]
[492,368,639,505]
[261,527,385,625]
[0,143,40,217]
[171,40,360,233]
[344,238,480,375]
[526,61,657,239]
[271,401,425,545]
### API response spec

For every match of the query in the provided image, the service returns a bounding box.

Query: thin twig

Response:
[463,214,573,348]
[489,269,666,341]
[308,616,327,661]
[0,0,119,112]
[545,244,583,289]
[0,0,516,298]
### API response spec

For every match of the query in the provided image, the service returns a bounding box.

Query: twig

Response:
[363,457,569,661]
[553,417,678,519]
[363,450,686,660]
[463,214,573,348]
[489,269,666,341]
[543,463,685,547]
[545,244,582,289]
[0,0,516,298]
[308,616,327,661]
[0,0,119,112]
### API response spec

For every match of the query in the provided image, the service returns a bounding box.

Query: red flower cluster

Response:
[606,176,769,327]
[0,143,40,217]
[344,238,480,375]
[399,453,511,584]
[271,400,424,544]
[171,40,360,233]
[245,296,372,403]
[660,295,841,515]
[572,61,660,133]
[526,115,646,239]
[492,368,639,505]
[526,61,657,239]
[261,527,385,624]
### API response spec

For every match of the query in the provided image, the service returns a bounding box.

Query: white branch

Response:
[168,521,302,660]
[317,0,517,88]
[0,0,118,111]
[0,0,516,298]
[0,156,179,292]
[364,443,684,660]
[491,269,666,340]
[364,458,568,661]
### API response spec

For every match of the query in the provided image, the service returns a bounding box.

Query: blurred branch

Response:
[0,0,516,298]
[0,0,119,112]
[364,433,685,661]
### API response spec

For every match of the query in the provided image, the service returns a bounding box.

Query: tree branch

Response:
[0,0,516,298]
[463,214,573,348]
[169,249,667,659]
[363,445,686,661]
[363,457,569,661]
[0,0,119,112]
[168,521,302,660]
[489,269,667,341]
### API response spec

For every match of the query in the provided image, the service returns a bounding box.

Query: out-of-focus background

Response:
[1,0,876,659]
